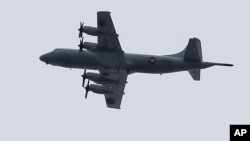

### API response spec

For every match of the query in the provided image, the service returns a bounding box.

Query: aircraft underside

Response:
[39,11,233,109]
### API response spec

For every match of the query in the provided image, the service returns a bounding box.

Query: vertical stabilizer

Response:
[167,38,203,62]
[185,38,202,81]
[184,38,203,62]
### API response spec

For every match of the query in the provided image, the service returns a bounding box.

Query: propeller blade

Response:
[81,69,87,87]
[78,37,84,51]
[79,32,82,38]
[78,22,84,31]
[78,22,84,38]
[82,77,85,87]
[85,89,88,99]
[84,80,90,99]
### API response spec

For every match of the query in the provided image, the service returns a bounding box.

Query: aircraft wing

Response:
[100,69,128,109]
[97,11,123,53]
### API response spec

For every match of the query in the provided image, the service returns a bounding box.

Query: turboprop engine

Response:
[78,39,98,51]
[86,72,119,85]
[84,80,116,99]
[78,22,106,37]
[89,84,115,94]
[81,26,99,36]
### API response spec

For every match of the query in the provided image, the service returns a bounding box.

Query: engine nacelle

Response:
[86,72,118,85]
[82,26,98,36]
[83,42,98,51]
[89,84,115,94]
[82,26,107,36]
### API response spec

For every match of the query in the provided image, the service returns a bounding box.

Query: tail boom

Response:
[166,37,233,80]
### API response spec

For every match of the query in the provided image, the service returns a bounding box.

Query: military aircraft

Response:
[39,11,233,109]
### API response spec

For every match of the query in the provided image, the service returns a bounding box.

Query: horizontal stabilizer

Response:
[188,69,200,81]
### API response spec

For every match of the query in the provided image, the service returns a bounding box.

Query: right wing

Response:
[97,11,124,53]
[95,12,127,69]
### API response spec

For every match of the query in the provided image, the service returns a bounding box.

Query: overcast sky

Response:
[0,0,249,141]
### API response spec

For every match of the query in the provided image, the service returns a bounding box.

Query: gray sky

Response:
[0,0,249,141]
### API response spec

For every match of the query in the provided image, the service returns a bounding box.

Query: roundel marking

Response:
[148,57,156,64]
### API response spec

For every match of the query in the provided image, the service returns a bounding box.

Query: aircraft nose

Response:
[39,54,49,64]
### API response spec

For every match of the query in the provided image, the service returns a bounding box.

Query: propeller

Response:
[78,22,84,38]
[81,69,87,87]
[85,80,90,99]
[78,37,84,51]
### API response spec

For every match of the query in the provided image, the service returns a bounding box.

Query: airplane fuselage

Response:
[39,11,233,109]
[40,48,215,74]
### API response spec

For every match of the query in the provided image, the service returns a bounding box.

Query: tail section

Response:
[167,37,233,81]
[185,38,202,80]
[168,37,202,62]
[183,38,202,62]
[171,38,202,80]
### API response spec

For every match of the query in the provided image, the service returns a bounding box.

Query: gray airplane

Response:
[39,11,233,109]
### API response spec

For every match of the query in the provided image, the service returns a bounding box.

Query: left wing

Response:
[97,12,127,109]
[96,11,126,69]
[97,11,123,53]
[100,69,128,109]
